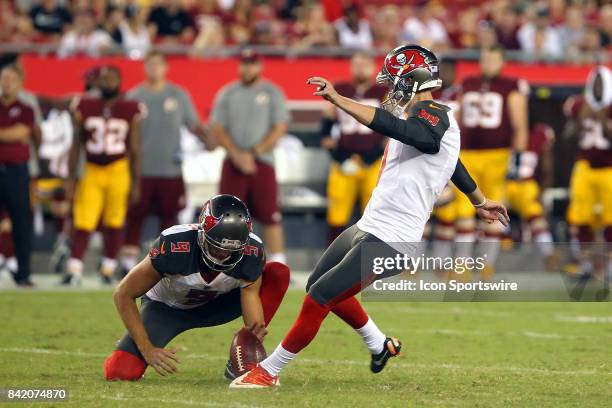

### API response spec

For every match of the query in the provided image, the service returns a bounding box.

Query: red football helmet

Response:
[376,44,442,116]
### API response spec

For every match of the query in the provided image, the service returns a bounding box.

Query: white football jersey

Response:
[146,272,241,310]
[357,104,460,245]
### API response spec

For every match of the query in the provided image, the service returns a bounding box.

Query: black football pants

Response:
[305,224,412,307]
[117,290,243,360]
[0,162,32,283]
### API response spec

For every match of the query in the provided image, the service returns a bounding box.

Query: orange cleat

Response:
[229,364,280,389]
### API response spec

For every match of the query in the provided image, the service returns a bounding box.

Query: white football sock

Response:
[356,318,386,355]
[121,255,138,271]
[268,253,287,265]
[535,231,554,257]
[6,257,17,273]
[67,258,84,277]
[259,344,296,377]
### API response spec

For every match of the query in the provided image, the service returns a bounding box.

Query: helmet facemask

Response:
[377,72,419,117]
[197,228,245,272]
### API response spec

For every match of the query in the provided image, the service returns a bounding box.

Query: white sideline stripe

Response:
[410,328,596,340]
[363,305,512,317]
[554,315,612,324]
[101,394,259,408]
[1,347,609,377]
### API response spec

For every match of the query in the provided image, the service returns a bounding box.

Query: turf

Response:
[0,289,611,407]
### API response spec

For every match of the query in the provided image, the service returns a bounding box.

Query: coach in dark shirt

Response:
[29,0,73,35]
[0,65,39,286]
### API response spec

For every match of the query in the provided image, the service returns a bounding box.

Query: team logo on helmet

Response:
[385,50,430,79]
[200,200,220,232]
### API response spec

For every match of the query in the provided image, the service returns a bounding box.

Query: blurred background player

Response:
[62,66,143,285]
[120,50,213,277]
[563,65,612,279]
[211,48,289,265]
[455,44,529,280]
[428,57,460,264]
[320,52,387,244]
[504,123,558,270]
[0,54,43,282]
[0,64,40,287]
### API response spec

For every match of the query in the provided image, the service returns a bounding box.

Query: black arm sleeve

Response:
[451,158,477,194]
[369,108,441,153]
[320,117,335,137]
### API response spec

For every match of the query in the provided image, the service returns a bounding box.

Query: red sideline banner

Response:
[22,55,600,119]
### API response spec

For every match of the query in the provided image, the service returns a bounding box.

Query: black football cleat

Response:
[59,273,82,287]
[224,359,237,381]
[370,337,401,374]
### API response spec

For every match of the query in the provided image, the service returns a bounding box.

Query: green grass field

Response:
[1,289,611,407]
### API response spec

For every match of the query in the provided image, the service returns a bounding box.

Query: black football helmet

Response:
[376,44,442,117]
[197,195,252,272]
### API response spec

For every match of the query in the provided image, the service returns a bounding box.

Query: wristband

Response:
[473,197,487,208]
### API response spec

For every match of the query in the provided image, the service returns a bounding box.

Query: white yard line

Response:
[101,394,259,408]
[1,347,609,377]
[554,315,612,324]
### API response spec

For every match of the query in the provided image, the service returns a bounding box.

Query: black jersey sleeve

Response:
[225,234,266,283]
[451,158,477,194]
[368,102,450,154]
[148,225,199,277]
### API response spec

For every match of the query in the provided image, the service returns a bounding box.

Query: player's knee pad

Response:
[104,350,146,381]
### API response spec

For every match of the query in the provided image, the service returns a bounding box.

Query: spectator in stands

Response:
[1,1,35,42]
[102,4,125,50]
[477,20,499,50]
[28,0,72,37]
[559,6,586,59]
[225,0,253,45]
[120,50,214,276]
[148,0,195,43]
[334,4,373,50]
[492,4,521,50]
[119,4,151,58]
[189,0,223,32]
[191,16,225,54]
[580,26,605,63]
[251,2,287,47]
[0,64,40,287]
[598,4,612,48]
[449,6,479,49]
[211,48,289,266]
[57,8,112,58]
[372,4,401,50]
[402,1,449,51]
[291,2,336,49]
[518,6,562,59]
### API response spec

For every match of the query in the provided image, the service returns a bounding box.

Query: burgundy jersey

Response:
[519,123,555,181]
[460,75,529,150]
[0,100,35,164]
[74,96,142,165]
[563,95,612,168]
[432,85,460,114]
[332,82,387,164]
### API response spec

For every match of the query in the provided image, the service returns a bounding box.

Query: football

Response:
[228,328,267,378]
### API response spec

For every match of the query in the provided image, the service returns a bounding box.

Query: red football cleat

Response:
[229,364,280,389]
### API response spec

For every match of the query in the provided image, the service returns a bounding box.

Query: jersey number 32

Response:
[84,117,129,155]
